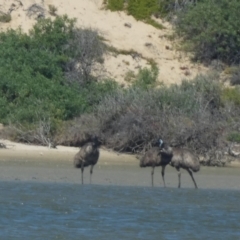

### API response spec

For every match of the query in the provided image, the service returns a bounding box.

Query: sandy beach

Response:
[0,139,240,190]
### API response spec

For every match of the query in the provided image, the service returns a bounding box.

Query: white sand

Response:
[0,139,137,165]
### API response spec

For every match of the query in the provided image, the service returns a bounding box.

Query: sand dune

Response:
[0,0,207,85]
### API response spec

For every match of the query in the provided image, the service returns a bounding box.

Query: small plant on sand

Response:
[122,60,130,66]
[124,70,136,82]
[0,13,11,23]
[48,4,58,16]
[133,65,159,89]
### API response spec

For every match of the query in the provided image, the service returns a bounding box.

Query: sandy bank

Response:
[0,139,240,190]
[0,139,137,165]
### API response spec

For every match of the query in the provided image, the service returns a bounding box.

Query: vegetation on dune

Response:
[62,72,240,166]
[0,12,11,23]
[175,0,240,65]
[104,0,201,28]
[104,0,201,15]
[0,15,117,145]
[104,0,125,11]
[104,0,164,29]
[0,9,240,166]
[106,0,240,68]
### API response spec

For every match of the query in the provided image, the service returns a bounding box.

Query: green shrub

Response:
[82,80,120,112]
[29,15,75,52]
[227,132,240,143]
[221,87,240,106]
[127,0,159,20]
[0,15,110,131]
[157,0,176,17]
[105,0,125,11]
[104,0,164,29]
[133,65,158,89]
[175,0,240,64]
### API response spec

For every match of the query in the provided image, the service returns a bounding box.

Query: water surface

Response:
[0,181,240,240]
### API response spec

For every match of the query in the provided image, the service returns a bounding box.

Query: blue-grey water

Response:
[1,181,240,240]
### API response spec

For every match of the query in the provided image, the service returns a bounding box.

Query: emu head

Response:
[91,135,101,147]
[158,139,164,148]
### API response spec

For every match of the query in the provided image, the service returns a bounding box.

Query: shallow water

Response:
[1,159,240,190]
[1,181,240,240]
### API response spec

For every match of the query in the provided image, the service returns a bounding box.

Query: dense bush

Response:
[62,73,240,163]
[0,15,116,145]
[175,0,240,64]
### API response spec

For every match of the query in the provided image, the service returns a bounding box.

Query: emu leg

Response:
[161,165,166,187]
[186,168,198,189]
[90,165,94,184]
[176,167,181,188]
[81,161,84,185]
[151,166,155,187]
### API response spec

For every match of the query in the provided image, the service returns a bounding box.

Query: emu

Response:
[160,145,200,189]
[73,136,101,185]
[140,139,172,187]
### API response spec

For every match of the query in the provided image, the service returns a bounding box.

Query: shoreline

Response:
[1,139,240,167]
[1,139,240,190]
[0,139,138,165]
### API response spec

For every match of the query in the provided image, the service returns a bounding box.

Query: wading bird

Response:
[140,139,172,187]
[160,145,200,189]
[74,136,101,184]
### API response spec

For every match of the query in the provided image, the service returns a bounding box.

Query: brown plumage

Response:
[160,145,200,189]
[140,139,172,187]
[74,136,100,184]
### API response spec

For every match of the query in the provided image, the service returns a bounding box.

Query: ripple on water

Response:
[0,182,240,240]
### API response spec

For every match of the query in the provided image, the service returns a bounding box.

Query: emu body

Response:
[161,146,200,189]
[74,138,100,184]
[140,146,172,187]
